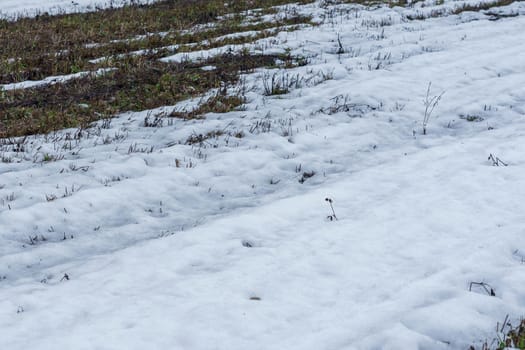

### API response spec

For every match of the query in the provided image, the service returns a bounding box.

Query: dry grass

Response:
[0,0,314,83]
[0,0,316,137]
[0,51,307,137]
[405,0,516,20]
[451,0,515,15]
[3,0,511,137]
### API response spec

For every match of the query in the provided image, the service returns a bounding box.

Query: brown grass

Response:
[0,51,306,137]
[0,0,314,83]
[0,0,316,137]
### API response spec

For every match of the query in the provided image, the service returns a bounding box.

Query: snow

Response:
[1,68,114,91]
[0,0,157,18]
[1,0,525,349]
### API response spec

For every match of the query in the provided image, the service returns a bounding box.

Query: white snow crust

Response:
[1,1,525,349]
[0,0,157,18]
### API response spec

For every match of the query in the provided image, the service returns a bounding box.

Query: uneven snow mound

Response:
[1,1,525,349]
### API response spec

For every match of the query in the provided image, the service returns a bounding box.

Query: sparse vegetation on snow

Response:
[1,0,525,349]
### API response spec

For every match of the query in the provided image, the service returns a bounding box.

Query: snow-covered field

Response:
[0,0,157,18]
[1,0,525,349]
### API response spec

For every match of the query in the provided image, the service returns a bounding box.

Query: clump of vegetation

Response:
[298,170,315,183]
[262,70,306,96]
[172,92,245,120]
[470,316,525,350]
[460,114,484,122]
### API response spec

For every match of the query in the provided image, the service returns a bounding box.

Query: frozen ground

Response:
[1,0,525,349]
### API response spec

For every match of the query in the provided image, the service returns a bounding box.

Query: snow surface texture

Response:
[1,1,525,349]
[0,0,157,18]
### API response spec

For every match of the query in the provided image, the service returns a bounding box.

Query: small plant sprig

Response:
[422,82,445,135]
[488,153,508,166]
[325,197,338,221]
[469,281,496,296]
[336,33,345,55]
